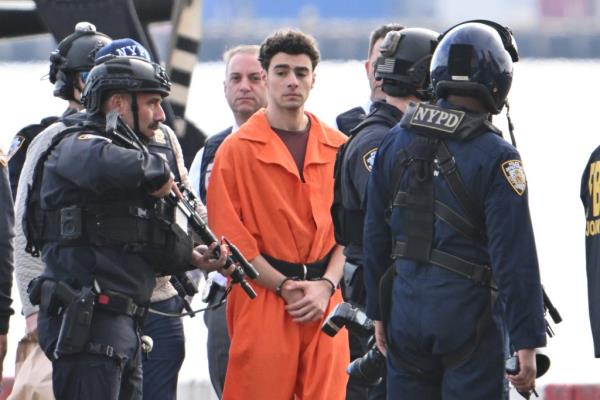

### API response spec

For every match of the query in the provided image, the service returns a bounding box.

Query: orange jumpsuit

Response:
[207,109,350,400]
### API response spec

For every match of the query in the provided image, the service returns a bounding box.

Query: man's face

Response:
[266,52,315,112]
[365,37,384,102]
[224,52,267,123]
[120,92,166,139]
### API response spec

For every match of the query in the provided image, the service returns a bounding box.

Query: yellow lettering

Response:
[586,218,600,236]
[590,161,600,217]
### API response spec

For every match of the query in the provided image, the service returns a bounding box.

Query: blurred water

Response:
[1,59,600,395]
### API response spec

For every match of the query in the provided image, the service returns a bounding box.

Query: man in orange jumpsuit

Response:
[207,29,350,400]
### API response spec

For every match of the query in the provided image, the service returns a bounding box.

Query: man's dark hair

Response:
[368,23,405,59]
[259,29,320,71]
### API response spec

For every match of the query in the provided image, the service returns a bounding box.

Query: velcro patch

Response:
[78,134,111,142]
[501,160,527,196]
[409,103,465,134]
[362,148,377,172]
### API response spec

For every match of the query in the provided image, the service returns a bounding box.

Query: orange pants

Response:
[222,284,349,400]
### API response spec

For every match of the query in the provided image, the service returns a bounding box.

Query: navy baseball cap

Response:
[96,38,152,61]
[81,38,152,82]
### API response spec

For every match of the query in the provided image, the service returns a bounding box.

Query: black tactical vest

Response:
[24,123,194,276]
[331,104,398,246]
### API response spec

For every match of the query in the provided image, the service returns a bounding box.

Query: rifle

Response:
[542,287,562,337]
[107,111,259,299]
[169,184,259,299]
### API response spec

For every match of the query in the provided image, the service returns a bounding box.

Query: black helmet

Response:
[374,28,439,100]
[81,55,171,114]
[430,20,519,114]
[49,22,112,101]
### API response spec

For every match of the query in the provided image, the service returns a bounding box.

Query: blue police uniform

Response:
[7,108,80,199]
[35,114,173,400]
[337,100,402,400]
[340,101,402,267]
[336,106,367,136]
[363,100,547,399]
[581,146,600,357]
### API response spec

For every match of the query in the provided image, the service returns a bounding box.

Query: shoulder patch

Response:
[7,135,26,162]
[0,149,5,167]
[362,148,377,172]
[152,129,166,144]
[78,134,111,142]
[409,103,465,134]
[501,160,527,196]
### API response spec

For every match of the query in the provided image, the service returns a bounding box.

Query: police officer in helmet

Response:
[332,26,438,400]
[33,54,229,399]
[7,22,111,197]
[363,21,546,399]
[9,23,111,399]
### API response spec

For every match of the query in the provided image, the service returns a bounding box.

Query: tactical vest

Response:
[331,105,398,246]
[24,123,194,276]
[335,106,366,136]
[386,102,501,285]
[8,115,65,196]
[198,127,233,202]
[379,102,503,373]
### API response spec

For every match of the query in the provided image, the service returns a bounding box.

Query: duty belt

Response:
[263,252,331,280]
[391,241,496,288]
[95,290,148,321]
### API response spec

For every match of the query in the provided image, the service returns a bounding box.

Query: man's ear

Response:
[109,93,127,115]
[311,72,316,89]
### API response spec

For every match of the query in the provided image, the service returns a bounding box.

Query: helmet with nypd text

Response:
[374,27,439,100]
[81,55,171,114]
[49,22,112,101]
[430,20,519,114]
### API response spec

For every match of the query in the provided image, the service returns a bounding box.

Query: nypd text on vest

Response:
[410,103,465,133]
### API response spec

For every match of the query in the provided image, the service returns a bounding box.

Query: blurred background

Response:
[1,1,600,399]
[3,0,600,61]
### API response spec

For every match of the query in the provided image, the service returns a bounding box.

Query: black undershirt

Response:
[272,120,311,181]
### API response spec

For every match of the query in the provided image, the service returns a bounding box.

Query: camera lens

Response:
[347,345,386,387]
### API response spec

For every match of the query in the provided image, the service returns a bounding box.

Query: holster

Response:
[342,262,366,306]
[37,280,95,358]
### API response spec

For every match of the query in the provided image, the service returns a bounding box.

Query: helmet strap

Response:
[130,93,140,134]
[504,99,517,147]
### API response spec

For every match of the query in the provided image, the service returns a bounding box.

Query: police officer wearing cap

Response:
[94,38,197,400]
[363,21,547,399]
[332,27,438,400]
[31,54,228,399]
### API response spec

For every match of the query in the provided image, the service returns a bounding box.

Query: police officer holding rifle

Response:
[26,54,239,400]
